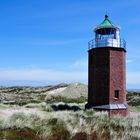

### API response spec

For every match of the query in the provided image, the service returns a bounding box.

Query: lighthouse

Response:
[86,15,129,116]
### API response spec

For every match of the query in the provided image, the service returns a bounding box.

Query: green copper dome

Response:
[99,15,113,27]
[94,15,120,31]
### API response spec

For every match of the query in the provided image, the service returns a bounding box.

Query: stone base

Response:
[108,108,129,117]
[85,103,129,117]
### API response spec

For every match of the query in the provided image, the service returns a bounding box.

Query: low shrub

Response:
[127,92,140,106]
[71,132,88,140]
[51,102,81,111]
[46,117,70,140]
[46,96,87,104]
[0,127,43,140]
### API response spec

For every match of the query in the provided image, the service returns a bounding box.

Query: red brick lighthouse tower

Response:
[86,15,129,116]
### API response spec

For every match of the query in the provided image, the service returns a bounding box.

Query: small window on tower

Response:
[115,90,119,99]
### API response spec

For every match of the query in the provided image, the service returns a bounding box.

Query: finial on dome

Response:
[105,14,108,19]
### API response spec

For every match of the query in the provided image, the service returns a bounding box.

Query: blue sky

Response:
[0,0,140,88]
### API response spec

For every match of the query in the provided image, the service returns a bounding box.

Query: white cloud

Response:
[72,59,87,67]
[127,72,140,86]
[69,59,88,71]
[0,58,88,86]
[28,38,88,46]
[0,68,87,84]
[0,66,139,88]
[126,59,133,64]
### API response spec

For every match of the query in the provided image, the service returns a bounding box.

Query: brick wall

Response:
[88,48,110,106]
[88,47,126,106]
[109,49,126,104]
[109,108,129,116]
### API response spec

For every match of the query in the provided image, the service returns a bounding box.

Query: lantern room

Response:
[88,15,126,49]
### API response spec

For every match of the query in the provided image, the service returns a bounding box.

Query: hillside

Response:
[0,83,139,105]
[0,83,87,105]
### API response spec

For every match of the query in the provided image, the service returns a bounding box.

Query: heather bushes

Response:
[51,102,81,111]
[0,127,43,140]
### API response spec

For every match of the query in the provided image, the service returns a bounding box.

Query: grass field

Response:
[0,84,140,140]
[0,102,140,140]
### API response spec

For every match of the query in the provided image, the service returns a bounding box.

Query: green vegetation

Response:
[0,85,140,140]
[46,95,87,104]
[127,91,140,106]
[131,106,140,112]
[0,127,43,140]
[0,110,140,140]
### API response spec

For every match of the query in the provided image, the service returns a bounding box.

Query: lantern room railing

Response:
[88,38,126,50]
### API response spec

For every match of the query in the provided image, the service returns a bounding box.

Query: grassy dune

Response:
[0,103,140,140]
[0,84,140,140]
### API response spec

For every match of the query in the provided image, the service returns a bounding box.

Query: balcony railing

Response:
[88,38,126,50]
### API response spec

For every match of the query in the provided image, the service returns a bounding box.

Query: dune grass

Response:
[131,106,140,112]
[0,109,140,140]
